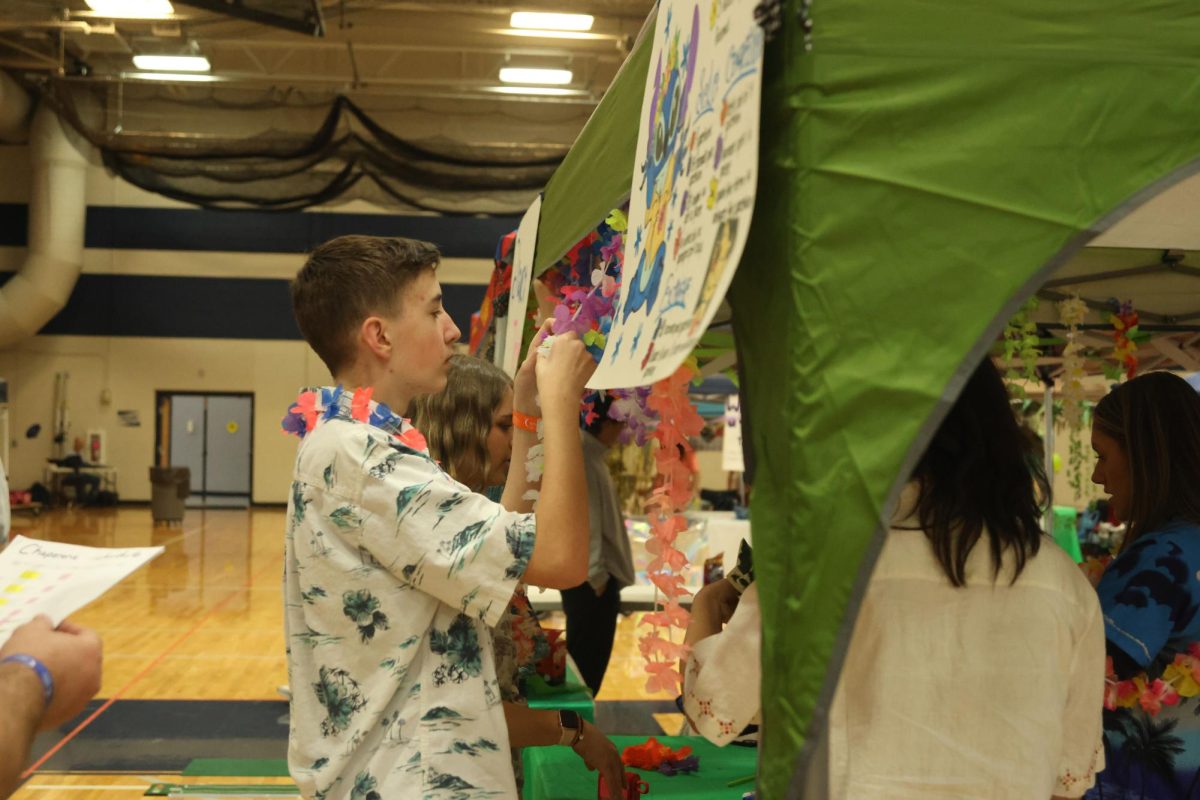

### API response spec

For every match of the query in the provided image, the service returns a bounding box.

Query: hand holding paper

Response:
[0,536,163,648]
[1,615,102,729]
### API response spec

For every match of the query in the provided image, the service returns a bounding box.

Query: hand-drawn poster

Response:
[501,194,542,377]
[589,0,763,389]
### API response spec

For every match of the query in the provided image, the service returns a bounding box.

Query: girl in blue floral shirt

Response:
[1088,371,1200,799]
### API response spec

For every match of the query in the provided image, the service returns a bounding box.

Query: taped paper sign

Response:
[590,0,763,388]
[502,194,542,377]
[722,394,744,472]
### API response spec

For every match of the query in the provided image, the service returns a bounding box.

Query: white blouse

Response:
[684,485,1106,798]
[682,583,761,745]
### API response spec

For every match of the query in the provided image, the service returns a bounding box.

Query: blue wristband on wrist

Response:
[1,654,54,710]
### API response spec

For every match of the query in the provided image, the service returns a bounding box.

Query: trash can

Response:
[149,466,190,524]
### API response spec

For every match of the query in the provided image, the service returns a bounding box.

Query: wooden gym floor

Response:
[9,507,680,799]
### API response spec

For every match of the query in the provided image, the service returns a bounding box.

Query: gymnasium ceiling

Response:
[0,0,654,154]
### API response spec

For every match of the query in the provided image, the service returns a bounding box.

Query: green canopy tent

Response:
[527,2,1200,796]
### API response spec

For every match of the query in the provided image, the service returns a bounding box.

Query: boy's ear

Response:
[360,316,392,359]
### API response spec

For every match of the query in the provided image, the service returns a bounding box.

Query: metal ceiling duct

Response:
[0,72,91,348]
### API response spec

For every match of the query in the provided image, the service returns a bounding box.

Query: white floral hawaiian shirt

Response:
[281,386,536,800]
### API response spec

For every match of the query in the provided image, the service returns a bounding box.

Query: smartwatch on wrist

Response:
[557,709,582,747]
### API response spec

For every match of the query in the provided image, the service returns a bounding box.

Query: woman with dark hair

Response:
[1087,371,1200,799]
[683,357,1105,798]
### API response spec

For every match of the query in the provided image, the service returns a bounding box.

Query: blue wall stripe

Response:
[0,273,484,341]
[0,204,518,258]
[0,204,24,247]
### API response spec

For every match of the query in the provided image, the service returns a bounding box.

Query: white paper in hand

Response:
[0,535,163,647]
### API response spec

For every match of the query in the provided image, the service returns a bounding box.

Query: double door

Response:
[158,392,253,507]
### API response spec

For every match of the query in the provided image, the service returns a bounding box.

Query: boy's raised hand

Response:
[536,332,597,416]
[514,319,554,414]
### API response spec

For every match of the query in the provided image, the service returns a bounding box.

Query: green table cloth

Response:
[526,661,596,723]
[523,735,757,800]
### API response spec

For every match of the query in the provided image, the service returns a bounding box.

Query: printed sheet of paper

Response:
[501,194,542,377]
[590,0,764,388]
[722,394,745,472]
[0,536,163,647]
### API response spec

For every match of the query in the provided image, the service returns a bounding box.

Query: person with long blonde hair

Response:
[409,354,623,793]
[411,354,515,499]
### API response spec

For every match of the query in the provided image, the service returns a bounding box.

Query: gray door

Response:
[204,396,252,496]
[168,395,206,495]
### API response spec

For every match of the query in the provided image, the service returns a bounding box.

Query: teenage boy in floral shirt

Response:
[283,236,603,799]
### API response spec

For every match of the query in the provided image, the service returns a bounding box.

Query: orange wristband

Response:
[513,411,540,433]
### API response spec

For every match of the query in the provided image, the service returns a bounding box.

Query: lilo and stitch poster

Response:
[590,0,763,389]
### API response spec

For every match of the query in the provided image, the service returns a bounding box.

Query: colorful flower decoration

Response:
[1057,294,1090,495]
[281,385,428,455]
[544,205,628,362]
[1057,294,1088,426]
[1105,642,1200,716]
[621,737,697,773]
[468,231,517,361]
[609,386,658,447]
[1109,299,1139,381]
[636,360,705,695]
[521,200,705,696]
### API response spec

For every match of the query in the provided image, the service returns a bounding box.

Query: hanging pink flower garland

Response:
[533,205,703,693]
[639,361,705,694]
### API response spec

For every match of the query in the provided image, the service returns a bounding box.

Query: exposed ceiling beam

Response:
[1042,263,1166,289]
[1038,288,1173,324]
[175,0,325,37]
[0,37,59,68]
[194,37,623,60]
[1151,336,1200,371]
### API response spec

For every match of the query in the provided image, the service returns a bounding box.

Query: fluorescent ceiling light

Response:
[132,54,210,72]
[125,72,219,82]
[499,67,572,85]
[488,85,581,96]
[85,0,174,18]
[494,28,609,40]
[510,11,594,31]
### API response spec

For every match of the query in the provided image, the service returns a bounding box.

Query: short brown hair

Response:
[407,354,512,491]
[1094,370,1200,549]
[291,235,441,374]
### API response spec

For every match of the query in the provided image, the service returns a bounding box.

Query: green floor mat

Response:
[146,784,297,797]
[181,759,291,777]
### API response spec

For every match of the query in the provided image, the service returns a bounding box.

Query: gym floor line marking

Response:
[21,554,283,779]
[23,786,151,791]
